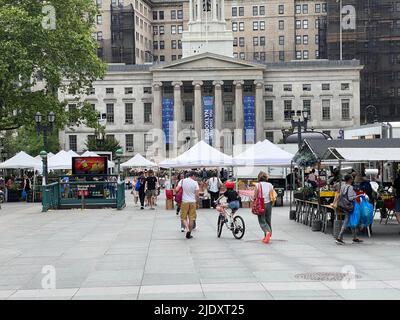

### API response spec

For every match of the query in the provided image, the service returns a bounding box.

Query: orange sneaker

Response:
[263,232,271,244]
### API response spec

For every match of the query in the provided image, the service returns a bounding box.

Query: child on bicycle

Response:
[222,181,240,212]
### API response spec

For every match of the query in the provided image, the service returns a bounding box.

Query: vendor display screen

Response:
[72,157,108,175]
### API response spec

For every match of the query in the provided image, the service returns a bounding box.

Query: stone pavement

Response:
[1,191,400,300]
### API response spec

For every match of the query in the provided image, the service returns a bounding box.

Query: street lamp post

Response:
[115,148,123,182]
[290,110,309,150]
[35,112,55,185]
[364,105,378,124]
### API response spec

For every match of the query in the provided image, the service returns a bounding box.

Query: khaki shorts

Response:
[180,202,197,222]
[146,190,157,197]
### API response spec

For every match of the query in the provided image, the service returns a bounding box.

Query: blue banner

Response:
[162,98,174,144]
[243,96,255,144]
[203,96,215,145]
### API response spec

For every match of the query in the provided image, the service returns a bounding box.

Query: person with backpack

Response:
[253,171,277,244]
[207,171,222,209]
[136,174,146,210]
[335,174,364,245]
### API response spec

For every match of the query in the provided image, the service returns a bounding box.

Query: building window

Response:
[172,55,177,61]
[322,83,330,90]
[144,87,152,94]
[224,101,234,122]
[69,135,77,152]
[279,51,284,61]
[315,4,321,13]
[153,41,158,49]
[303,20,308,29]
[279,36,284,45]
[260,21,265,30]
[239,52,245,60]
[97,31,103,41]
[184,102,193,122]
[303,84,311,91]
[239,37,245,47]
[224,84,233,92]
[239,6,244,16]
[253,52,259,60]
[265,131,274,142]
[177,10,183,19]
[253,6,258,16]
[296,20,301,29]
[233,37,238,47]
[153,11,158,20]
[260,36,265,46]
[178,25,183,34]
[106,104,114,123]
[126,134,134,152]
[322,100,331,120]
[283,84,292,92]
[96,15,102,24]
[106,87,114,94]
[295,5,301,14]
[178,40,182,49]
[303,4,308,14]
[253,37,259,46]
[125,87,133,94]
[296,51,302,59]
[342,99,351,120]
[144,103,152,123]
[253,21,258,31]
[265,100,273,121]
[265,84,273,92]
[232,22,238,32]
[159,11,164,20]
[125,103,133,124]
[279,20,284,30]
[278,4,284,14]
[341,83,350,90]
[87,87,95,95]
[171,25,176,34]
[303,100,311,120]
[315,35,319,44]
[159,26,164,34]
[171,10,176,20]
[239,22,244,31]
[160,40,165,49]
[303,50,309,59]
[144,134,153,151]
[284,100,292,120]
[232,7,237,17]
[303,35,308,45]
[296,36,301,45]
[153,26,158,35]
[322,3,327,12]
[171,40,177,49]
[260,6,265,15]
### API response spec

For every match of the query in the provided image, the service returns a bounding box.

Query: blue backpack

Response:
[135,179,141,191]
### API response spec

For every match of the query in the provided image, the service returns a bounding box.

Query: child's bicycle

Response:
[215,197,245,239]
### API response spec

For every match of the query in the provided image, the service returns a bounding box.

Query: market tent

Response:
[159,140,234,168]
[233,139,294,167]
[81,151,115,168]
[121,153,157,168]
[48,150,79,170]
[324,147,400,162]
[34,152,55,162]
[0,151,42,170]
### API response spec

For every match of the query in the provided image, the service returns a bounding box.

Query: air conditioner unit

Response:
[126,147,134,153]
[125,120,133,124]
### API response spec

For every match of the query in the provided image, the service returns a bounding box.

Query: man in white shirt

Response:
[175,171,200,239]
[207,171,222,209]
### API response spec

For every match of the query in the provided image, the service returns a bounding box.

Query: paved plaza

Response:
[1,192,400,300]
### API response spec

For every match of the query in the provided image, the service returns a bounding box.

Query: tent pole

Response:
[289,161,293,213]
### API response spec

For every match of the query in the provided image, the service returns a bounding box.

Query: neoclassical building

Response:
[59,0,362,161]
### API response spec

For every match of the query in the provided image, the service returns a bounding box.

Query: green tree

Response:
[0,0,106,131]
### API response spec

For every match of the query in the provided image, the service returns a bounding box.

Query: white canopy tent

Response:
[0,151,42,170]
[159,140,234,168]
[324,147,400,162]
[47,150,79,170]
[34,152,54,162]
[121,153,157,168]
[81,151,115,168]
[233,139,294,167]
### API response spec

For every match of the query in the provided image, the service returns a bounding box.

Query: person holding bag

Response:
[253,171,277,244]
[335,174,363,245]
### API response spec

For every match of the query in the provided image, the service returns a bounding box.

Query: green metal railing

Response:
[116,182,126,210]
[42,182,60,212]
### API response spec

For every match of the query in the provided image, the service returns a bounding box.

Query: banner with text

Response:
[203,96,215,145]
[243,96,256,144]
[162,98,174,144]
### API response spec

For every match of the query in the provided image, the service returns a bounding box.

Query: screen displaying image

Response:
[72,157,108,175]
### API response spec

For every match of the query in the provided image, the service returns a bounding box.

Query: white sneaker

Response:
[181,228,185,232]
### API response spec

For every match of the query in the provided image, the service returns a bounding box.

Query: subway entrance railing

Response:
[42,175,126,212]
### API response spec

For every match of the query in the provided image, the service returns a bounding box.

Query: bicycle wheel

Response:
[232,216,245,239]
[217,215,224,238]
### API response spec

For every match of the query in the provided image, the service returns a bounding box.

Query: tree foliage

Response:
[0,0,106,131]
[85,132,122,157]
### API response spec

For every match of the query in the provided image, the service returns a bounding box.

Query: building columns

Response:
[152,81,163,130]
[193,80,203,142]
[189,0,194,22]
[234,80,244,143]
[197,0,201,21]
[212,0,217,21]
[254,80,264,142]
[213,80,224,149]
[221,0,225,21]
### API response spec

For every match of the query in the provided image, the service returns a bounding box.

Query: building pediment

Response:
[151,52,266,72]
